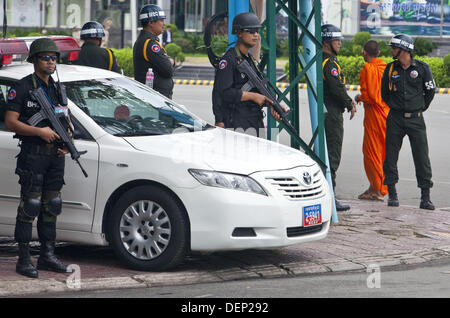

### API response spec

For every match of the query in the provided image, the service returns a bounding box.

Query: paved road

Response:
[41,258,450,298]
[173,86,450,209]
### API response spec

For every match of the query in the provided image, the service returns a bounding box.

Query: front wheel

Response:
[107,185,189,271]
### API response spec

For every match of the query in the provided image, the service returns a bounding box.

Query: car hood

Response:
[123,128,316,175]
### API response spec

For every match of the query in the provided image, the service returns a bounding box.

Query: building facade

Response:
[1,0,449,49]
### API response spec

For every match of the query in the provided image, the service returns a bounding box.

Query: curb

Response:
[1,246,449,297]
[173,79,450,94]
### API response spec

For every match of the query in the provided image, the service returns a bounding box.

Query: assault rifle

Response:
[237,59,327,171]
[236,59,298,135]
[28,87,88,178]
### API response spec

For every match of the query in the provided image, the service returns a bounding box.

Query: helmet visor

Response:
[241,28,260,34]
[322,31,344,40]
[80,28,105,38]
[140,10,166,21]
[389,37,414,51]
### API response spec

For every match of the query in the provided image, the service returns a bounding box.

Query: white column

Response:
[159,0,171,24]
[131,0,137,46]
[85,0,91,21]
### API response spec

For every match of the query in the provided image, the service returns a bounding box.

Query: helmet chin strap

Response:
[326,42,338,56]
[393,48,402,60]
[40,65,55,76]
[43,71,53,75]
[331,45,338,56]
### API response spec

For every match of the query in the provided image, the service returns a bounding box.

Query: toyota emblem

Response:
[302,172,312,185]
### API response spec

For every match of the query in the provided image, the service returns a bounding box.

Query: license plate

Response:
[303,204,322,227]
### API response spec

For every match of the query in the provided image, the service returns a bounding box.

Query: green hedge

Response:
[111,48,133,77]
[111,26,187,78]
[6,28,71,37]
[342,56,448,88]
[115,48,450,88]
[338,32,437,58]
[112,44,185,77]
[444,54,450,88]
[284,54,450,88]
[165,43,185,65]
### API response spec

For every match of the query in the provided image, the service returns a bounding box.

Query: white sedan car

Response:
[0,61,331,271]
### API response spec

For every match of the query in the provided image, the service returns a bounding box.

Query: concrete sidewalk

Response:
[1,199,449,297]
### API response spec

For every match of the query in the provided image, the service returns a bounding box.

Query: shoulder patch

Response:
[425,79,435,90]
[410,70,418,78]
[7,89,16,100]
[219,59,227,70]
[151,44,161,53]
[331,68,339,77]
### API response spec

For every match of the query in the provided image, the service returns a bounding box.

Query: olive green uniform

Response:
[322,52,353,189]
[381,59,435,189]
[133,30,174,99]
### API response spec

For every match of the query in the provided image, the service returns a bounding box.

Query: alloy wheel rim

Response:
[119,200,171,260]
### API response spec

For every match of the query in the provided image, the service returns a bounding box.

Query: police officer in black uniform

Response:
[75,21,120,73]
[133,4,175,98]
[214,12,280,137]
[381,34,436,210]
[5,38,70,278]
[321,24,356,211]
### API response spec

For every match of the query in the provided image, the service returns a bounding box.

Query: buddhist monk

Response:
[355,40,390,201]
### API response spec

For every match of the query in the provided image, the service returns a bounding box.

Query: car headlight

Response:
[188,169,267,196]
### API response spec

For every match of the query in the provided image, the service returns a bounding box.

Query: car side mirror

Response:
[70,117,93,141]
[73,126,84,140]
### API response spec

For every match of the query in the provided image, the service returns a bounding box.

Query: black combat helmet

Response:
[80,21,105,39]
[26,38,60,63]
[232,12,261,34]
[139,4,166,25]
[389,34,414,52]
[321,24,344,42]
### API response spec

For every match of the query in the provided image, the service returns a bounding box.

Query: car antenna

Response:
[54,64,68,106]
[2,0,7,38]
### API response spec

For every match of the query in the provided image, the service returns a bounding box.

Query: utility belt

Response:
[391,109,423,118]
[20,142,59,156]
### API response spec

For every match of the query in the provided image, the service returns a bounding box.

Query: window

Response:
[185,0,203,32]
[64,77,211,137]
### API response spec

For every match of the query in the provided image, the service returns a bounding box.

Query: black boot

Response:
[335,200,350,211]
[16,243,38,278]
[420,188,435,210]
[37,241,68,273]
[387,185,399,207]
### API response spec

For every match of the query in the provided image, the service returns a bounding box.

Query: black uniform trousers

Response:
[324,105,344,190]
[383,110,433,189]
[14,144,65,244]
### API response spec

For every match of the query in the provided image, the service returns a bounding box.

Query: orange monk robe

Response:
[359,58,390,196]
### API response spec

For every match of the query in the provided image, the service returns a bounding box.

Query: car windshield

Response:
[64,77,212,136]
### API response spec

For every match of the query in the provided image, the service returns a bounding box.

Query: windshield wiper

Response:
[114,130,164,137]
[176,123,214,132]
[203,124,215,130]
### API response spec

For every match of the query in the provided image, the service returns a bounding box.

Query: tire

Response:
[107,185,189,271]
